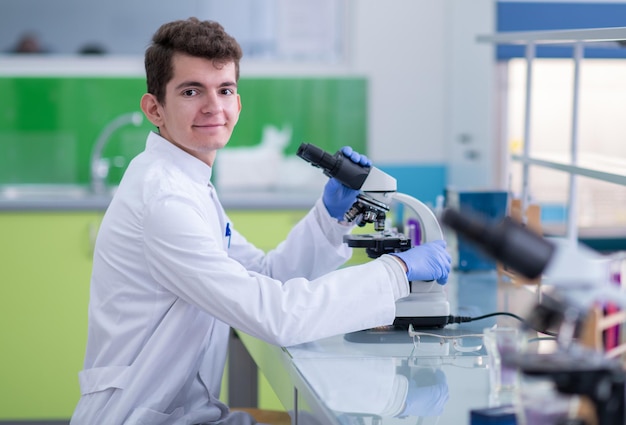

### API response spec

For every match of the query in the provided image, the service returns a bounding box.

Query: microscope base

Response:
[393,293,451,329]
[393,315,449,329]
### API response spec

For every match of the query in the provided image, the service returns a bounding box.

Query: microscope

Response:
[441,207,625,425]
[296,143,450,329]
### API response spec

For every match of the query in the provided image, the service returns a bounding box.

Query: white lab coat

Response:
[70,132,408,425]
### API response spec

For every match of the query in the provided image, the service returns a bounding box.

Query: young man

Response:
[71,18,451,425]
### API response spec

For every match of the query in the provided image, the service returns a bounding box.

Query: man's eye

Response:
[221,88,235,95]
[182,89,198,97]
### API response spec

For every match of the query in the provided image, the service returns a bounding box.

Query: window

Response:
[505,58,626,233]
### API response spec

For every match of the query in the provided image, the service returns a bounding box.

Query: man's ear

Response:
[140,93,163,127]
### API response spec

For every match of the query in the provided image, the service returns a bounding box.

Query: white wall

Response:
[443,0,497,189]
[349,1,447,165]
[349,0,496,189]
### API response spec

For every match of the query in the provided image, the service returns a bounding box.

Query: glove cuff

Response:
[379,255,410,300]
[389,251,411,278]
[313,198,354,244]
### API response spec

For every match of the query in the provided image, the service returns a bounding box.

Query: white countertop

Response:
[238,271,541,424]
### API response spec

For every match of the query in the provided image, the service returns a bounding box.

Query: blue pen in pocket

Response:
[225,223,231,248]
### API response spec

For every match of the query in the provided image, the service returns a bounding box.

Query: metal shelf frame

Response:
[477,27,626,242]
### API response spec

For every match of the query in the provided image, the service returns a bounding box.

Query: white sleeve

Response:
[228,198,354,281]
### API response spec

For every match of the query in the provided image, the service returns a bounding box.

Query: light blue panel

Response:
[540,203,568,225]
[378,164,447,207]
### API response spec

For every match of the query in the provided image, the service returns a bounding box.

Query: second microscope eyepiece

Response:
[297,142,371,190]
[440,207,555,280]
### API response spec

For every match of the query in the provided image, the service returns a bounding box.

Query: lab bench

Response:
[236,270,541,424]
[0,185,321,212]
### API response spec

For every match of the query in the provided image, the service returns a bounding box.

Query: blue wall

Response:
[379,164,446,207]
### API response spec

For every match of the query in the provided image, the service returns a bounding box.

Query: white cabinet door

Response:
[444,0,499,190]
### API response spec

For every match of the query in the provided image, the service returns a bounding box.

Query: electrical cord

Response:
[446,312,559,337]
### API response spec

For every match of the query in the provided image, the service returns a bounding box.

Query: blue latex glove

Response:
[390,240,451,284]
[399,369,449,417]
[322,146,371,221]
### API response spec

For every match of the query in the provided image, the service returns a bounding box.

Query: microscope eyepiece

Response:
[297,143,370,190]
[296,143,336,172]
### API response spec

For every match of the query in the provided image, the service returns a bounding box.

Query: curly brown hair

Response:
[144,17,243,103]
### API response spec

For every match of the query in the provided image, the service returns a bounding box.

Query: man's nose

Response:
[202,92,222,114]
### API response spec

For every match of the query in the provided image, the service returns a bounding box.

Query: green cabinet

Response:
[0,211,102,419]
[0,209,311,418]
[0,208,370,419]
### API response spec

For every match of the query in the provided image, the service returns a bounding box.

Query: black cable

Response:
[447,312,559,337]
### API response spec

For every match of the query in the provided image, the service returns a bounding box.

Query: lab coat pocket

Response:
[126,406,185,425]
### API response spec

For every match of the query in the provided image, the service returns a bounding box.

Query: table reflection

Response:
[289,326,487,424]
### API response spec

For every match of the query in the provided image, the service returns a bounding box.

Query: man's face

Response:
[142,53,241,166]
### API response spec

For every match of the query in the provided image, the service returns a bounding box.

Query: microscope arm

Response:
[391,192,444,243]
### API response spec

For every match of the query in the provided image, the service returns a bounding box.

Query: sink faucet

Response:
[90,111,143,194]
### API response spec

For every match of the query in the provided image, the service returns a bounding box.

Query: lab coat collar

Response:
[146,131,213,187]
